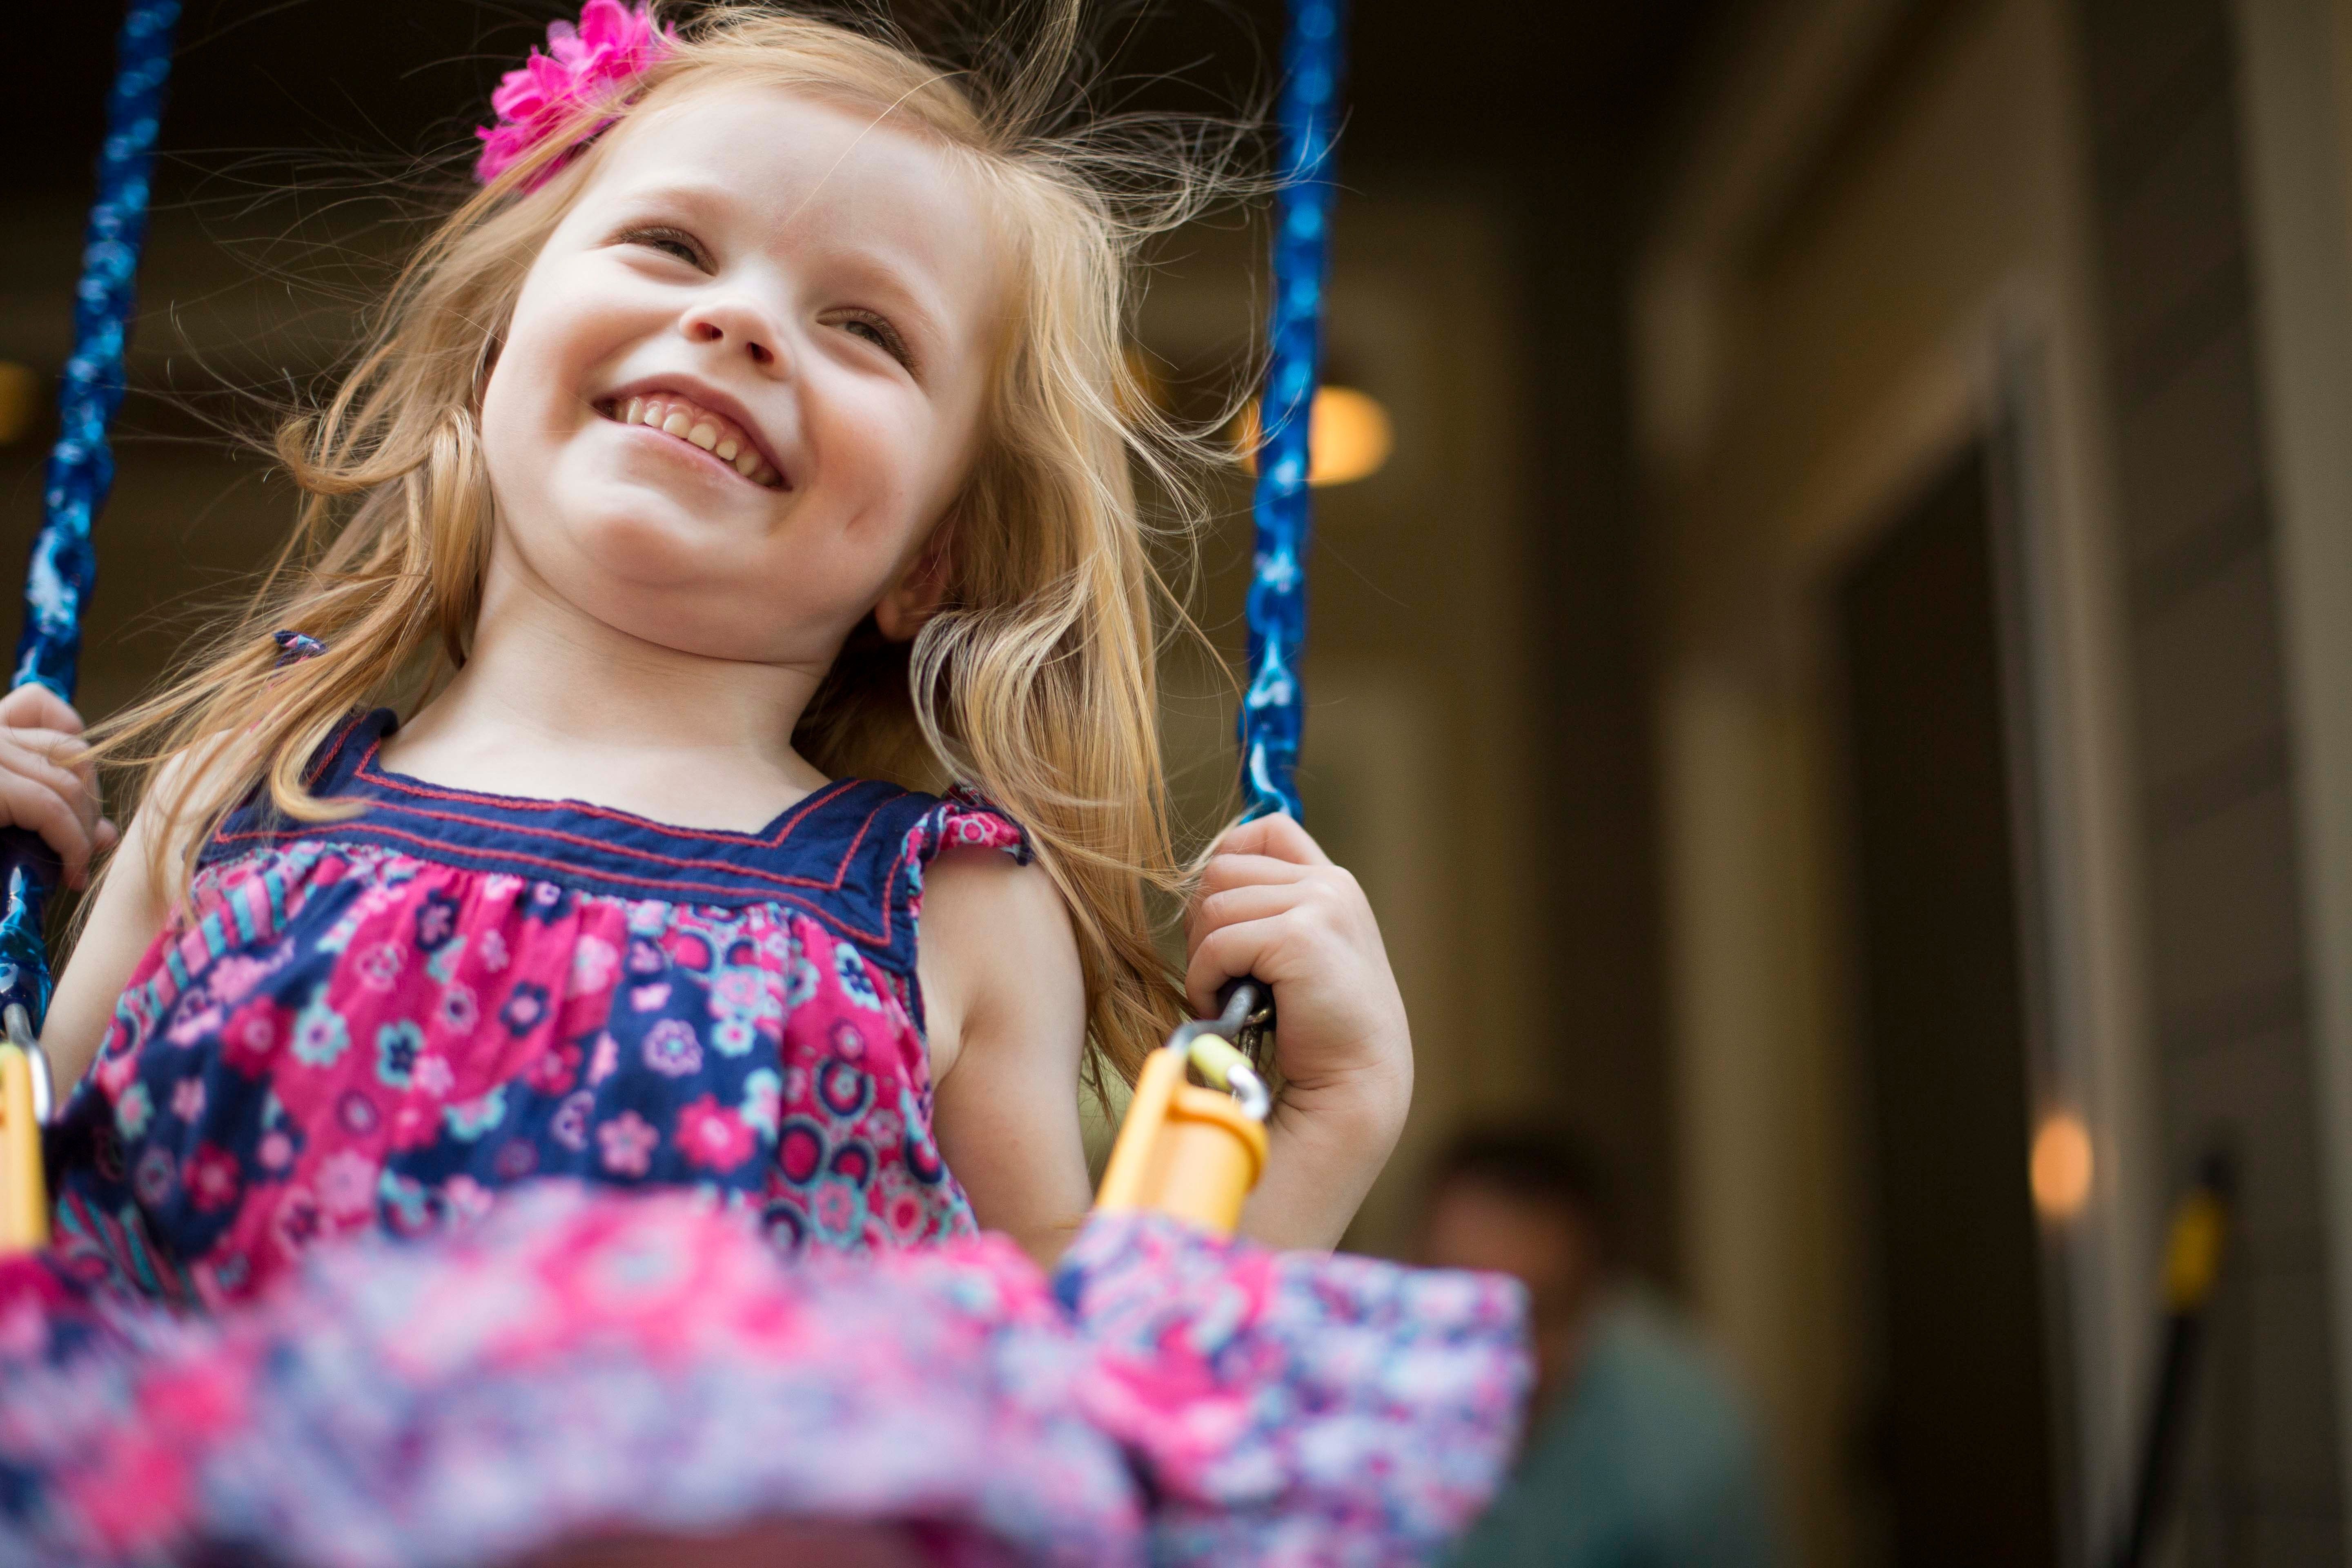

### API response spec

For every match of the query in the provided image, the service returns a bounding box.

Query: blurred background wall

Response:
[1643,0,2352,1561]
[10,0,2352,1563]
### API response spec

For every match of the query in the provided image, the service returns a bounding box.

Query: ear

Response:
[873,522,954,643]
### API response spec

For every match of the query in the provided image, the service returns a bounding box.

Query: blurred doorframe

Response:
[1658,280,2160,1568]
[1635,1,2158,1561]
[2230,0,2352,1529]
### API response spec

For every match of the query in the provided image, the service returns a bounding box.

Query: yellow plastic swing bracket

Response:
[1094,1042,1269,1236]
[0,1040,47,1251]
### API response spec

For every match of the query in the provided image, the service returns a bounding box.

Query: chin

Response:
[516,510,791,659]
[570,506,741,592]
[552,456,748,552]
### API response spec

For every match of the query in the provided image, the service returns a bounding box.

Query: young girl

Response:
[11,0,1410,1304]
[0,7,1536,1561]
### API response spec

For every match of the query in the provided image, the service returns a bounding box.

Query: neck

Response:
[391,548,838,819]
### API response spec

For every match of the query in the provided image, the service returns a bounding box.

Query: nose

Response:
[681,294,784,371]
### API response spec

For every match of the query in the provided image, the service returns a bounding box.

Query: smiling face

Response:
[477,85,1007,668]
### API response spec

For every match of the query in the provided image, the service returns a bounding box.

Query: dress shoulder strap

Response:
[823,786,1030,983]
[197,707,391,866]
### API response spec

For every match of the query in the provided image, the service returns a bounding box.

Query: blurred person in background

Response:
[1425,1127,1777,1567]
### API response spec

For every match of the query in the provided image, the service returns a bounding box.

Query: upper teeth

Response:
[614,394,780,487]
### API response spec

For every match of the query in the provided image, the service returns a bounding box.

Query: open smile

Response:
[594,390,787,490]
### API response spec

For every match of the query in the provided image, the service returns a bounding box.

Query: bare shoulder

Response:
[137,726,259,842]
[917,846,1082,1084]
[924,843,1071,923]
[42,744,215,1088]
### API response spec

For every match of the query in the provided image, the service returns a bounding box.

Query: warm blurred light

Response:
[1234,386,1394,486]
[2030,1112,2095,1221]
[0,363,39,447]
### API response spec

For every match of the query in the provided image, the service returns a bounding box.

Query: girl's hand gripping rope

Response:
[0,688,110,1249]
[0,687,116,889]
[1186,813,1412,1250]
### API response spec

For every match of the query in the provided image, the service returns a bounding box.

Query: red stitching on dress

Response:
[334,795,886,894]
[213,718,1022,967]
[301,713,371,788]
[356,737,860,853]
[208,822,900,948]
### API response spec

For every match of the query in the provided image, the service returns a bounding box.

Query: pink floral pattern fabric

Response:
[44,709,1018,1307]
[1055,1206,1533,1559]
[0,1186,1530,1566]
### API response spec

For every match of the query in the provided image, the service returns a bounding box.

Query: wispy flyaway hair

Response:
[94,0,1251,1089]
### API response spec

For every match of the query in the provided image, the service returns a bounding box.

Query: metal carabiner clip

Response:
[1165,980,1274,1121]
[1093,979,1275,1235]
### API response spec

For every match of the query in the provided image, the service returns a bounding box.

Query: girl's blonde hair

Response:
[97,2,1242,1087]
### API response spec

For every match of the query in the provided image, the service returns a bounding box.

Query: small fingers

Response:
[0,686,85,737]
[0,728,102,810]
[0,726,108,886]
[1183,903,1358,1014]
[1208,812,1334,869]
[1194,856,1362,935]
[1184,880,1304,952]
[1186,916,1291,1016]
[1189,855,1367,957]
[0,734,98,818]
[0,773,94,884]
[1196,851,1319,899]
[11,725,97,784]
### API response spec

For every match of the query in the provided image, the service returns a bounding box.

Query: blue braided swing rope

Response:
[0,0,182,1032]
[1239,0,1347,824]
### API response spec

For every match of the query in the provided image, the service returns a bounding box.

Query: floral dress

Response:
[45,707,1012,1307]
[0,706,1532,1566]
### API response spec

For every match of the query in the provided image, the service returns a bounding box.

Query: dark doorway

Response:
[1837,445,2057,1566]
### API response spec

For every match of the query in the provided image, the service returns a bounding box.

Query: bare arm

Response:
[42,793,172,1092]
[918,847,1093,1267]
[923,815,1412,1261]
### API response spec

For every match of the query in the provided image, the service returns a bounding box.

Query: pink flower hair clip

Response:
[474,0,675,189]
